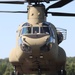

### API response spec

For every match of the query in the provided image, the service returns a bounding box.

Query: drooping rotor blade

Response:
[0,1,25,4]
[0,11,27,13]
[26,0,57,3]
[47,12,75,17]
[0,0,57,4]
[46,0,73,11]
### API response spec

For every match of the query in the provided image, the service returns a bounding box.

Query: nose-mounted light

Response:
[19,37,32,53]
[40,36,55,52]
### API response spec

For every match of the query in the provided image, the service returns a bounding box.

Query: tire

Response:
[10,72,15,75]
[58,70,66,75]
[16,71,23,75]
[58,70,61,75]
[62,70,66,75]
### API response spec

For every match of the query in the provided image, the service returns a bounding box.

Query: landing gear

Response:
[34,57,42,75]
[38,66,42,75]
[10,66,23,75]
[58,69,66,75]
[10,72,15,75]
[10,71,23,75]
[62,70,66,75]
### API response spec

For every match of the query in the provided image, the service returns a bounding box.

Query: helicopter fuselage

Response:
[9,4,66,74]
[9,22,66,74]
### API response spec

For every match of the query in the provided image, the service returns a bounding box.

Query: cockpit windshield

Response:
[21,23,54,35]
[40,27,50,34]
[33,27,39,33]
[21,27,31,35]
[21,26,51,35]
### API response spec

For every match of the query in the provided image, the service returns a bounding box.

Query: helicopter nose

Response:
[20,35,54,52]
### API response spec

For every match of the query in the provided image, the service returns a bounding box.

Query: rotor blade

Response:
[0,11,27,13]
[26,0,57,3]
[47,12,75,16]
[46,0,73,11]
[0,1,25,4]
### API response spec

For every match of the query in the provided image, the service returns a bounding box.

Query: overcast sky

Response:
[0,0,75,58]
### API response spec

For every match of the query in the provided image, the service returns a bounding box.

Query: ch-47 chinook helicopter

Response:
[0,0,75,75]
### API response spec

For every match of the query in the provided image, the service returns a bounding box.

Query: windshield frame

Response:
[20,26,52,35]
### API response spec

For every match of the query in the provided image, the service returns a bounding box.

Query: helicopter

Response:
[0,0,75,75]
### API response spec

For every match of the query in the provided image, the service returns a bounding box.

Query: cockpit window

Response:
[40,27,50,34]
[21,24,55,36]
[33,27,39,33]
[21,27,31,35]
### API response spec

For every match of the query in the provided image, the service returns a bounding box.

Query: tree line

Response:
[66,57,75,75]
[0,57,75,75]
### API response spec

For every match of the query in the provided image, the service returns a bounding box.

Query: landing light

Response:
[40,55,43,58]
[29,55,33,59]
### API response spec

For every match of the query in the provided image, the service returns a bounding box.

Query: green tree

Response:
[66,57,75,75]
[0,63,7,75]
[3,62,14,75]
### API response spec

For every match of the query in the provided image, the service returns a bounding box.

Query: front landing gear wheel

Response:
[62,70,66,75]
[10,71,23,75]
[58,70,61,75]
[16,71,23,75]
[10,72,15,75]
[58,69,66,75]
[38,68,42,75]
